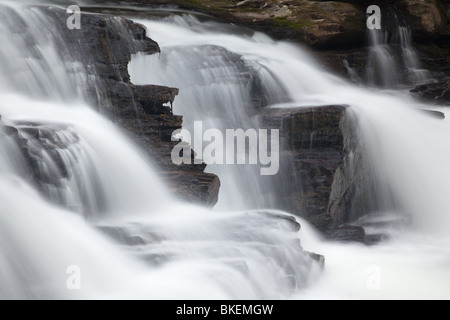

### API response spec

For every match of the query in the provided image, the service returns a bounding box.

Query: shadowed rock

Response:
[261,105,381,242]
[411,80,450,105]
[34,6,220,206]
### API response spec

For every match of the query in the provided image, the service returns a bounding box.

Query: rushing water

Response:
[129,13,450,299]
[366,26,431,88]
[1,1,450,299]
[0,1,320,299]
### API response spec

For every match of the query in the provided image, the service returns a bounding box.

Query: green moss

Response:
[272,16,312,30]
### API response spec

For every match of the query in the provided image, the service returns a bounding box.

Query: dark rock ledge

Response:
[411,80,450,105]
[261,105,382,243]
[40,6,221,206]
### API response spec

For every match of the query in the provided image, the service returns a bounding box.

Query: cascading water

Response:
[366,25,431,88]
[129,13,450,298]
[393,26,431,84]
[0,3,86,100]
[1,0,450,300]
[366,28,400,88]
[0,2,321,299]
[130,15,282,210]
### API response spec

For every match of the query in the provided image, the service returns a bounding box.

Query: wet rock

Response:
[353,212,412,245]
[307,252,325,269]
[95,212,324,283]
[96,225,162,246]
[41,6,159,82]
[36,6,220,206]
[258,211,302,232]
[260,105,380,241]
[323,225,366,243]
[419,109,446,119]
[1,125,19,136]
[131,85,179,114]
[411,80,450,105]
[0,121,81,198]
[97,226,148,246]
[162,171,221,207]
[260,105,347,229]
[86,0,365,49]
[85,0,450,84]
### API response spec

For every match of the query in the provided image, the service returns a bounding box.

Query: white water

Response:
[129,14,450,299]
[0,2,321,299]
[1,1,449,300]
[366,27,431,88]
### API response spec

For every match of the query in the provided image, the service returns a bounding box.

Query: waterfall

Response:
[366,25,431,88]
[392,27,431,84]
[129,13,450,298]
[366,29,400,88]
[0,3,86,100]
[0,2,321,299]
[130,13,450,232]
[1,0,450,299]
[129,14,337,211]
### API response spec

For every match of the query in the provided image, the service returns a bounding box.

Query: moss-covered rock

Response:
[84,0,366,49]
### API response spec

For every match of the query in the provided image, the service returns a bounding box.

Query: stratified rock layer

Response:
[39,6,220,206]
[261,105,380,241]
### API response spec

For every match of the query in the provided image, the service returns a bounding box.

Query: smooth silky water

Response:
[0,0,449,299]
[129,13,450,299]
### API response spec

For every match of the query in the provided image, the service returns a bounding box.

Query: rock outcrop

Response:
[84,0,450,86]
[39,6,220,206]
[261,105,380,242]
[0,121,95,212]
[393,0,446,41]
[411,80,450,104]
[88,0,366,50]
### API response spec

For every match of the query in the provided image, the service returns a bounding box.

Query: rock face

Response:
[0,120,104,215]
[411,80,450,104]
[231,0,366,49]
[393,0,446,41]
[92,0,366,50]
[261,105,380,241]
[38,7,220,206]
[0,122,77,188]
[89,0,450,86]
